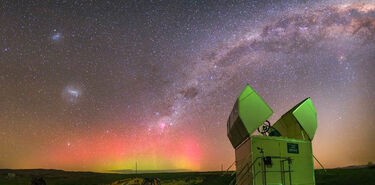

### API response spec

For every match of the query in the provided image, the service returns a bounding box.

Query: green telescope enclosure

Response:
[227,84,318,185]
[227,85,273,148]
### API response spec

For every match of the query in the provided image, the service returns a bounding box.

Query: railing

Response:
[229,157,261,185]
[230,156,293,185]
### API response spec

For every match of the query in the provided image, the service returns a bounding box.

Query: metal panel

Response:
[235,138,253,185]
[273,98,317,141]
[251,136,315,185]
[292,98,317,140]
[227,85,273,148]
[238,85,273,136]
[228,100,251,148]
[272,114,309,141]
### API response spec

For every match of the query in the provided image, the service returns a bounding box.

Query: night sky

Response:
[1,0,375,172]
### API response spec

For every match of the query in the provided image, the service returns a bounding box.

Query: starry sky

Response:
[0,0,375,172]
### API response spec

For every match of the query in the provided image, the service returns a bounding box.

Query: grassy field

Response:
[0,168,374,185]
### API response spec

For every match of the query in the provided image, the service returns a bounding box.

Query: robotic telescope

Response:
[227,85,317,185]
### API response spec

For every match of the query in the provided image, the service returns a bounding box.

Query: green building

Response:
[227,85,317,185]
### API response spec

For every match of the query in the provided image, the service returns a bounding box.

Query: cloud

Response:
[180,87,199,99]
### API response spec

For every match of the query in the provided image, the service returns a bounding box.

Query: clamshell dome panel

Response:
[227,85,273,148]
[273,98,317,140]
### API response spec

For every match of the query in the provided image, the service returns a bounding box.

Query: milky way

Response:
[0,0,374,172]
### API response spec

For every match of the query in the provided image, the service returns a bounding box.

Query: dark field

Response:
[0,168,374,185]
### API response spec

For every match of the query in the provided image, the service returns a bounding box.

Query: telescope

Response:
[227,85,317,185]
